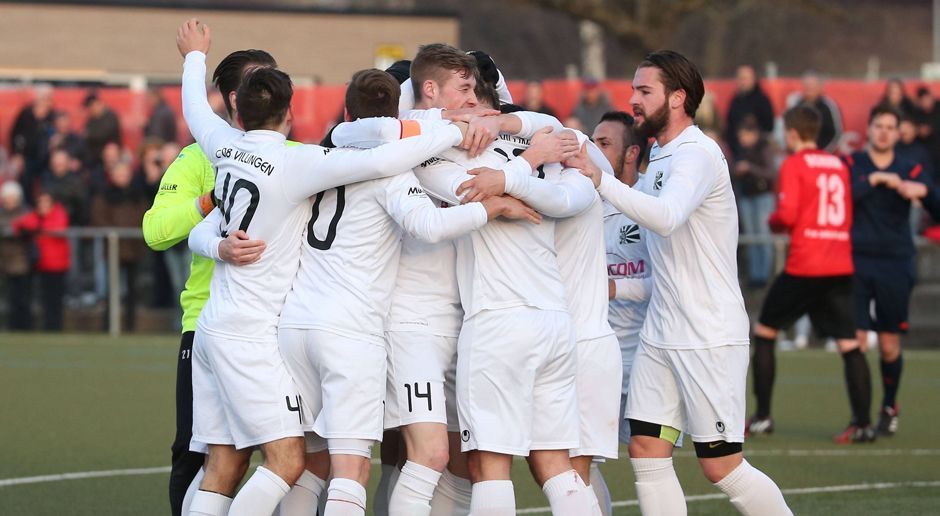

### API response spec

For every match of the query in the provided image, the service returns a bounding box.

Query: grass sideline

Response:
[1,333,939,515]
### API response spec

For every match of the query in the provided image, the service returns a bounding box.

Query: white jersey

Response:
[181,51,464,339]
[597,124,749,349]
[604,201,651,346]
[332,114,466,338]
[498,125,613,342]
[277,171,487,342]
[442,143,569,318]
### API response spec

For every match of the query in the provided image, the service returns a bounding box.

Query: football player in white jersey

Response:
[333,94,598,515]
[276,69,538,516]
[456,105,628,516]
[176,20,470,516]
[579,50,792,516]
[593,111,656,516]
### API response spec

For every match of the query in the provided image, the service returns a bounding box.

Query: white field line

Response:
[2,450,937,490]
[516,480,940,514]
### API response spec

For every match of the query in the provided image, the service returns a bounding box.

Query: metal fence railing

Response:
[1,228,939,336]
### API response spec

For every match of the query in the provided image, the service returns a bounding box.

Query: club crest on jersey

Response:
[654,171,664,190]
[619,224,640,244]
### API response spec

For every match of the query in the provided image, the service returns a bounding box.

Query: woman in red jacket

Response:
[13,191,70,330]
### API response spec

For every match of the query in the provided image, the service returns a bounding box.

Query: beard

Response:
[635,101,669,140]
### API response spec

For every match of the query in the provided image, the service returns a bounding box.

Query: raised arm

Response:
[593,145,717,237]
[500,159,597,218]
[177,20,241,159]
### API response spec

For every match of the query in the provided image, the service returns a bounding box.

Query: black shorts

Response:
[853,255,916,333]
[758,272,856,339]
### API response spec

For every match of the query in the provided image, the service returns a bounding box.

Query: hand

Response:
[481,195,541,224]
[897,180,928,200]
[869,171,902,189]
[218,230,265,266]
[462,116,503,157]
[608,279,616,300]
[456,167,505,203]
[443,107,501,123]
[177,18,211,58]
[566,143,601,187]
[734,161,752,175]
[521,128,580,167]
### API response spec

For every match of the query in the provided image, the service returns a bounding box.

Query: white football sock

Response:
[324,477,367,516]
[542,469,597,515]
[188,489,233,516]
[590,463,613,516]
[277,470,327,516]
[181,466,206,516]
[631,457,687,516]
[373,464,395,516]
[469,480,515,516]
[714,459,793,516]
[429,468,472,516]
[229,465,291,516]
[388,460,442,516]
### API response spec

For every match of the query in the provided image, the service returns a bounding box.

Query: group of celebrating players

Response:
[143,18,800,516]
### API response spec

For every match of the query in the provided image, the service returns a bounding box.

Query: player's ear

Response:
[670,89,686,111]
[625,144,640,165]
[344,108,352,122]
[228,91,238,112]
[422,79,437,101]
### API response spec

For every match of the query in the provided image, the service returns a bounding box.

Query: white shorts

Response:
[626,342,748,443]
[457,306,579,456]
[191,330,304,450]
[570,334,621,460]
[278,328,386,442]
[385,331,459,432]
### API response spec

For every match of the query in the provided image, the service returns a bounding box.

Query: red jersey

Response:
[768,149,853,276]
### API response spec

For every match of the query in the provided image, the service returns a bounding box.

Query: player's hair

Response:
[410,43,479,102]
[783,105,822,142]
[212,49,278,117]
[475,79,501,109]
[346,69,401,120]
[638,50,705,118]
[600,111,647,162]
[235,67,293,131]
[868,104,901,126]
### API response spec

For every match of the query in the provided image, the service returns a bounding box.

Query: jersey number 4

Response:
[815,174,846,226]
[307,186,346,250]
[217,172,260,238]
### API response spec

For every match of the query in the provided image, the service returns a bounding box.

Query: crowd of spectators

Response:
[1,85,184,331]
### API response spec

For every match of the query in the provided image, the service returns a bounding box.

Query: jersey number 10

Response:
[217,172,260,238]
[816,174,846,227]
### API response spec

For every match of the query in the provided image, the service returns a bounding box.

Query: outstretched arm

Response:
[177,19,241,159]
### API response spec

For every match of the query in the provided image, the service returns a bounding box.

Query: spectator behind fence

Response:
[90,161,148,331]
[915,87,940,172]
[42,147,89,226]
[572,77,612,134]
[788,72,843,152]
[523,80,557,118]
[10,84,57,201]
[879,78,917,118]
[897,114,935,180]
[1,181,33,330]
[88,141,130,197]
[83,92,122,168]
[725,65,774,158]
[48,111,85,162]
[733,117,777,287]
[11,190,70,331]
[144,88,178,144]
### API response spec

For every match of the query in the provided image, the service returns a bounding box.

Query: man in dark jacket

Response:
[10,84,57,201]
[83,92,121,168]
[144,88,178,144]
[725,65,775,158]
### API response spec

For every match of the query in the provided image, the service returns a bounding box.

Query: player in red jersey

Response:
[747,105,875,443]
